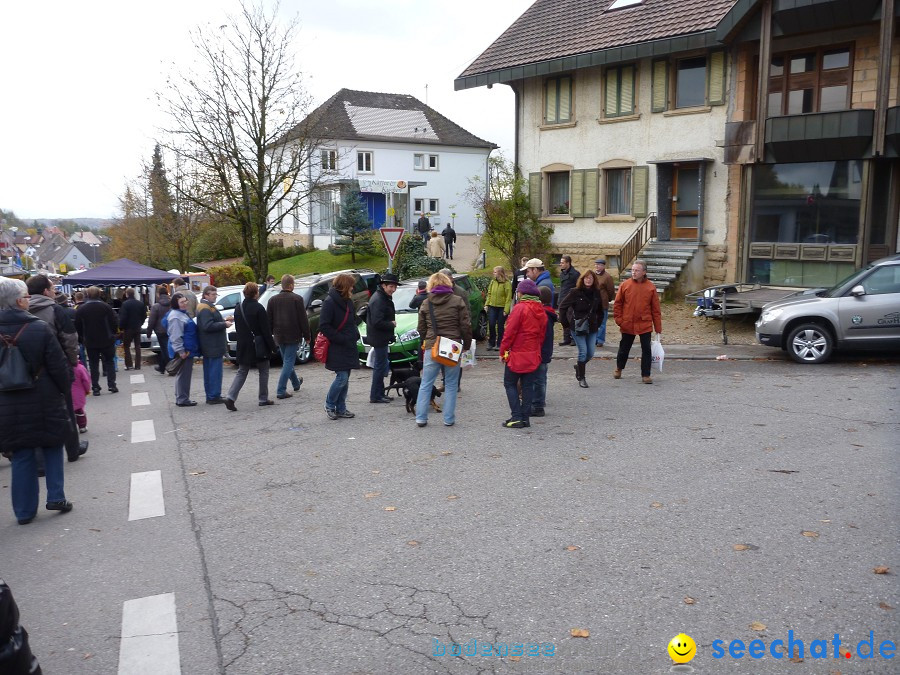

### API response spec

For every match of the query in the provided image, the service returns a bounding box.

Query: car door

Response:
[838,264,900,346]
[306,283,329,335]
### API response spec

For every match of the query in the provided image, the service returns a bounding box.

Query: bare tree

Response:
[159,0,320,282]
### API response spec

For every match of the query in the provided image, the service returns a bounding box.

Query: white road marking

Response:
[128,471,165,521]
[132,392,150,407]
[117,592,181,675]
[130,374,145,384]
[131,420,156,443]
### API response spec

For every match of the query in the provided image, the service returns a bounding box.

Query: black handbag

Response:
[572,295,598,335]
[0,325,36,391]
[237,303,270,360]
[165,356,184,376]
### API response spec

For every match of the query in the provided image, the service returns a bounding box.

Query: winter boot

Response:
[577,362,589,388]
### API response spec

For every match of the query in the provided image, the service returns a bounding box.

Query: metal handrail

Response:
[617,212,657,273]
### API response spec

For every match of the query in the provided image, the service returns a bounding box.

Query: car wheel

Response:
[786,323,833,364]
[475,311,488,341]
[297,338,312,364]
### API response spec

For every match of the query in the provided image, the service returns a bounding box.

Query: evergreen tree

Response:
[331,188,375,263]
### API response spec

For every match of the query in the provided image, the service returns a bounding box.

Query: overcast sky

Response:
[0,0,534,220]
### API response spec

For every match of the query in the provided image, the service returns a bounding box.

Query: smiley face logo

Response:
[668,633,696,663]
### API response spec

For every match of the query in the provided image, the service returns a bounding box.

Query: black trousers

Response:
[616,331,652,377]
[156,333,169,371]
[121,328,142,369]
[63,386,81,461]
[87,344,116,391]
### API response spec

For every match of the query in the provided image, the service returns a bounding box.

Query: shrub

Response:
[393,234,451,280]
[267,244,310,262]
[208,264,255,286]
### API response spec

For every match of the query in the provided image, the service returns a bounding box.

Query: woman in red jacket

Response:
[498,279,547,429]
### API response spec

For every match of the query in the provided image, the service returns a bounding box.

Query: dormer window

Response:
[607,0,643,10]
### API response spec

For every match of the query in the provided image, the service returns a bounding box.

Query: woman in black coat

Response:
[319,274,360,420]
[558,270,605,388]
[0,277,74,524]
[225,282,276,411]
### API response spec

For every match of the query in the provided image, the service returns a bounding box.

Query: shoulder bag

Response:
[313,301,350,363]
[0,325,36,391]
[427,300,463,367]
[238,302,270,360]
[573,295,598,335]
[165,355,184,376]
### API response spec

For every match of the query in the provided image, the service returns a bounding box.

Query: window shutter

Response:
[559,76,572,121]
[631,166,649,218]
[545,80,557,123]
[605,69,618,117]
[621,65,635,115]
[584,169,599,217]
[707,50,726,106]
[652,60,668,113]
[529,172,542,216]
[571,170,585,217]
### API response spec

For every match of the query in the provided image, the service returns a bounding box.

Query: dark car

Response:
[227,271,370,364]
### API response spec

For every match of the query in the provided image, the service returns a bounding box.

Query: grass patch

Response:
[268,249,390,277]
[468,241,510,278]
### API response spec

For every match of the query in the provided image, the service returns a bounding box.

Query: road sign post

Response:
[379,227,405,274]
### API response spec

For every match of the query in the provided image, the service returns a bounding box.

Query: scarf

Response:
[430,285,453,294]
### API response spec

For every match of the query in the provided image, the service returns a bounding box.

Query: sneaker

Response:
[443,421,454,426]
[79,426,88,433]
[46,500,74,513]
[326,408,339,420]
[337,410,355,418]
[416,420,427,427]
[293,378,303,391]
[109,386,119,393]
[504,419,527,429]
[530,408,545,417]
[92,389,101,397]
[206,397,226,405]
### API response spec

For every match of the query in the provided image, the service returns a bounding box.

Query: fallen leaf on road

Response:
[565,545,580,551]
[879,602,895,610]
[446,494,459,500]
[749,621,767,631]
[768,469,798,474]
[407,540,419,547]
[873,566,890,574]
[607,434,616,439]
[441,451,452,456]
[820,519,831,523]
[83,653,93,660]
[384,506,397,511]
[801,531,819,538]
[734,544,751,551]
[189,471,206,476]
[371,470,380,474]
[650,502,663,508]
[845,428,857,432]
[763,446,776,452]
[570,629,590,638]
[508,654,521,662]
[684,596,696,605]
[364,492,381,499]
[580,456,590,461]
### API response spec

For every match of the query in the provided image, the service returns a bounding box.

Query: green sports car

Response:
[357,274,487,366]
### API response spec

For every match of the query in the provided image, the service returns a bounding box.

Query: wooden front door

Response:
[671,165,700,239]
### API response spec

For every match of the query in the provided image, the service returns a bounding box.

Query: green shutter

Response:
[707,50,726,106]
[529,172,542,216]
[621,65,635,115]
[571,170,585,217]
[605,69,618,117]
[652,60,668,113]
[584,169,599,217]
[631,166,649,218]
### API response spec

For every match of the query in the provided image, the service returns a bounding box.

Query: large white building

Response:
[278,89,496,250]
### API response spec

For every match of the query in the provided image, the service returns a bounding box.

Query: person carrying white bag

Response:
[651,334,664,373]
[613,260,663,384]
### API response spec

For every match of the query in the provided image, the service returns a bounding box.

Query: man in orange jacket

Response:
[613,260,662,383]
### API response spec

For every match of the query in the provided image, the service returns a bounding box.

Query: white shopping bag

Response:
[459,340,477,369]
[651,335,665,372]
[365,347,376,368]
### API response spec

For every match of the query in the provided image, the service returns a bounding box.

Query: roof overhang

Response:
[455,30,721,91]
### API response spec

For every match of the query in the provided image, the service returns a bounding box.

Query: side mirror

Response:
[309,299,323,310]
[214,304,224,311]
[849,285,866,297]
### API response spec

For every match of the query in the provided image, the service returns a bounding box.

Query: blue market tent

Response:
[62,258,174,287]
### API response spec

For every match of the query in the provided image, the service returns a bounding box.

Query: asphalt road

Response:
[2,354,898,674]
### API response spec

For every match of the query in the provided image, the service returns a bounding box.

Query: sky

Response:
[0,0,536,220]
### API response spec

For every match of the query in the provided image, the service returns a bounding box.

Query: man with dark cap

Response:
[556,255,579,345]
[593,258,616,348]
[366,273,399,403]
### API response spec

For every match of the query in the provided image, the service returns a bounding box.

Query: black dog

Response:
[387,365,418,397]
[402,375,442,413]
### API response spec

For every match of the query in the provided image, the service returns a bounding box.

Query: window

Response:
[544,75,573,124]
[676,57,707,108]
[860,265,900,296]
[605,169,632,215]
[357,151,373,173]
[414,198,439,214]
[428,199,439,214]
[414,198,424,213]
[547,172,570,214]
[604,65,635,117]
[654,51,725,111]
[320,149,336,170]
[414,153,439,170]
[767,47,851,116]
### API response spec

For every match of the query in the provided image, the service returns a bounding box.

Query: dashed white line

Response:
[132,392,150,407]
[131,420,156,443]
[117,592,181,675]
[128,471,165,521]
[130,374,145,384]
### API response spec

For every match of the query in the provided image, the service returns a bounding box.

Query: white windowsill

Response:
[597,113,641,125]
[540,215,575,223]
[595,215,636,223]
[539,121,577,131]
[663,106,712,117]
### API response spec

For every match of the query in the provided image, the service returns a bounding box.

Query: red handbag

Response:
[313,303,350,362]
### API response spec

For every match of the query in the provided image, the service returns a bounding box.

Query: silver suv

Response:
[756,254,900,363]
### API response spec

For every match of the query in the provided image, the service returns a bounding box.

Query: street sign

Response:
[379,228,404,259]
[387,207,395,217]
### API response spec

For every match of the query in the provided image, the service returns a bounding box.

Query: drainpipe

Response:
[873,0,895,156]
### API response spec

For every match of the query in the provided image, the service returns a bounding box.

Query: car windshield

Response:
[393,285,420,312]
[823,263,876,298]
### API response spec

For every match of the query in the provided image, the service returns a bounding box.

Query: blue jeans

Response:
[532,362,548,408]
[277,343,302,396]
[416,350,460,425]
[202,355,224,400]
[11,446,66,521]
[573,331,598,362]
[369,346,389,401]
[487,305,506,347]
[326,370,350,413]
[504,366,537,422]
[596,309,609,345]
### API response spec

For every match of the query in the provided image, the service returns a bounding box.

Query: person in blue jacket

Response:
[165,292,199,406]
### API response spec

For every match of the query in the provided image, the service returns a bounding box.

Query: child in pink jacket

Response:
[72,361,92,433]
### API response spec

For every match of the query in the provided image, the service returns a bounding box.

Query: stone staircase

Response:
[620,240,702,294]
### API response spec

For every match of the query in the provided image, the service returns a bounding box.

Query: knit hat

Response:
[517,279,539,296]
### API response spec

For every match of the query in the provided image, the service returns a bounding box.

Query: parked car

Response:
[227,271,370,364]
[755,253,900,363]
[139,285,243,356]
[356,273,488,366]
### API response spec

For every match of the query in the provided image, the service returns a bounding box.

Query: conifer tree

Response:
[331,188,375,263]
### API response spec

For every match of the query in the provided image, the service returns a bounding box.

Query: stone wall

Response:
[703,245,730,286]
[550,243,623,278]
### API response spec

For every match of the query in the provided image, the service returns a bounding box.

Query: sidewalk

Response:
[551,342,786,361]
[452,234,485,273]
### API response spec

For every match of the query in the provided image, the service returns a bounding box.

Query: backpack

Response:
[0,325,36,391]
